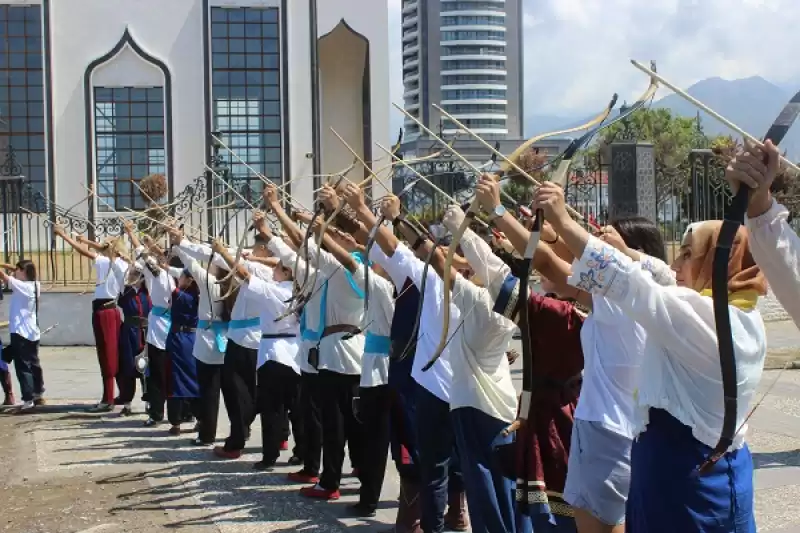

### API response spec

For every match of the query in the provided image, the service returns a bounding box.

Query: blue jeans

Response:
[415,384,464,533]
[451,406,516,533]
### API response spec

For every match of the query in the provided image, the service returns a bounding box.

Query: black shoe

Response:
[252,459,277,471]
[143,418,163,427]
[287,455,303,466]
[113,397,125,406]
[119,406,134,417]
[348,502,377,518]
[190,438,214,446]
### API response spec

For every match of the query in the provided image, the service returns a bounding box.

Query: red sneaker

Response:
[280,440,289,451]
[300,485,340,500]
[287,470,319,484]
[213,446,242,459]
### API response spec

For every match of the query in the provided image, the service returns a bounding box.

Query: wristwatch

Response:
[488,204,506,222]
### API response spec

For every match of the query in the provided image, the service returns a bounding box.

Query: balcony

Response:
[402,1,418,15]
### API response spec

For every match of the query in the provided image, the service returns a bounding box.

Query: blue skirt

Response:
[626,408,756,533]
[165,330,199,398]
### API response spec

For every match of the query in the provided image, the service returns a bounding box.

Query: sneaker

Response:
[33,397,46,406]
[300,484,340,500]
[119,406,134,417]
[88,402,114,413]
[168,425,181,436]
[190,438,214,446]
[143,418,163,427]
[287,456,303,467]
[252,459,277,471]
[280,440,289,451]
[287,470,320,484]
[213,446,242,459]
[18,400,35,411]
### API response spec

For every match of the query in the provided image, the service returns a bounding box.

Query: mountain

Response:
[525,76,800,159]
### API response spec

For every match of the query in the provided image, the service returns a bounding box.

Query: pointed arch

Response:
[83,28,174,220]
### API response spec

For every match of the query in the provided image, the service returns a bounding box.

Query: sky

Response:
[387,0,800,127]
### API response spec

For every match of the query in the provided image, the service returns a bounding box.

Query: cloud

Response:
[387,0,800,131]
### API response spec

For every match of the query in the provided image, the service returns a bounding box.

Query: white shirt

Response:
[353,261,393,388]
[177,240,266,350]
[568,235,767,450]
[93,256,126,299]
[7,277,40,342]
[454,229,520,421]
[269,237,365,375]
[174,247,225,365]
[243,276,300,372]
[137,257,175,350]
[746,200,800,328]
[380,242,457,403]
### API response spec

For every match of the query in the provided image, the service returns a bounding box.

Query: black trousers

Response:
[145,344,168,421]
[301,371,323,475]
[194,360,222,443]
[258,361,303,463]
[221,340,258,451]
[11,333,43,402]
[116,375,143,404]
[167,398,194,426]
[318,370,364,491]
[358,384,391,507]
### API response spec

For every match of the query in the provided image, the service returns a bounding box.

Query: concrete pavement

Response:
[4,321,800,531]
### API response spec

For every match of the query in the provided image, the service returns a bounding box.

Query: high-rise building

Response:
[401,0,523,140]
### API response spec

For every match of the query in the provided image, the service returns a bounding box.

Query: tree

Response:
[500,149,550,207]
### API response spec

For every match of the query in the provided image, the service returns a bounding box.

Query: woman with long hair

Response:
[535,181,765,533]
[0,259,43,410]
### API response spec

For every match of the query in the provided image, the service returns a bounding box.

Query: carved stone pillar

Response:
[608,142,657,222]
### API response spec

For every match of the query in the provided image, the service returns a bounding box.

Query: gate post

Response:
[608,142,657,222]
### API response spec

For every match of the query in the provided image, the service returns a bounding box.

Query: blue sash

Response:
[301,281,328,343]
[228,317,260,330]
[364,333,391,356]
[344,252,369,299]
[198,320,230,352]
[151,306,171,318]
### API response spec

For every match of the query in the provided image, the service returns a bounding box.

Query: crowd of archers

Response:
[0,139,797,533]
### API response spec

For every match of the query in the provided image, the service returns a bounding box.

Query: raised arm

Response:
[265,183,304,246]
[123,219,141,250]
[53,224,97,260]
[317,184,370,245]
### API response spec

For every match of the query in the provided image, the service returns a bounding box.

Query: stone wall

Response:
[758,286,791,323]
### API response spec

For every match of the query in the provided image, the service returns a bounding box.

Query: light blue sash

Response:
[228,317,261,330]
[364,333,391,356]
[151,306,171,318]
[198,320,230,352]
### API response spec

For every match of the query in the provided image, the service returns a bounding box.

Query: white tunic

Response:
[242,276,300,372]
[352,261,393,388]
[7,277,40,342]
[381,242,458,403]
[268,237,364,375]
[93,256,126,299]
[568,235,767,450]
[746,199,800,328]
[137,256,175,351]
[174,247,225,365]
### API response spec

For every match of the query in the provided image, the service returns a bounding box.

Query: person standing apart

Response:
[0,260,43,410]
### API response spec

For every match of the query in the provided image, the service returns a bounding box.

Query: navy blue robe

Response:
[117,284,152,379]
[165,289,199,399]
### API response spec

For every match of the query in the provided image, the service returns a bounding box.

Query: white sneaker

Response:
[19,400,34,410]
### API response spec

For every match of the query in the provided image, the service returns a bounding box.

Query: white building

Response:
[0,0,390,242]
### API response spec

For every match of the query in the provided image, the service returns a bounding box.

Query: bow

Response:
[396,97,618,371]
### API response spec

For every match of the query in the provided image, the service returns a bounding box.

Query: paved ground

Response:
[3,320,800,532]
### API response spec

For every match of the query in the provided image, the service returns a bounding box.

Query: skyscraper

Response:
[401,0,523,140]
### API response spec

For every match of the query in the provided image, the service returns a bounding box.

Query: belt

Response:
[93,299,116,311]
[321,324,360,339]
[172,325,197,334]
[124,316,148,327]
[261,333,297,340]
[229,317,261,330]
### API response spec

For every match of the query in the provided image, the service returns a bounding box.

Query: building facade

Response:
[401,0,523,141]
[0,0,390,241]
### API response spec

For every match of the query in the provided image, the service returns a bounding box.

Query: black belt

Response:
[322,324,360,339]
[172,325,196,334]
[261,333,296,340]
[92,299,116,311]
[124,316,148,327]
